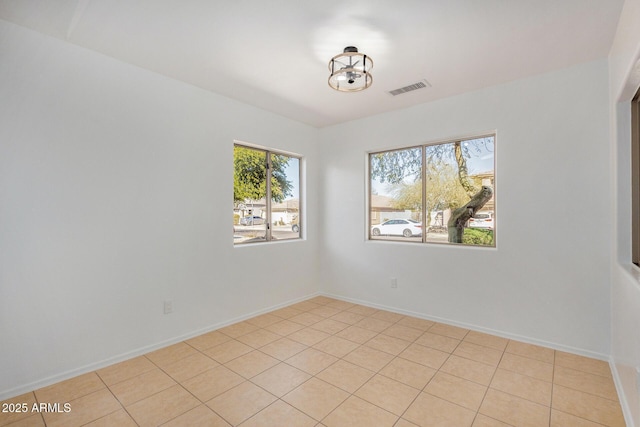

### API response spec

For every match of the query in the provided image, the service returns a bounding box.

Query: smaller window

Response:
[233,144,301,245]
[632,90,640,266]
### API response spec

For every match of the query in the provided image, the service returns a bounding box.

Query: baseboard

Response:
[319,292,611,361]
[609,358,637,427]
[0,291,320,401]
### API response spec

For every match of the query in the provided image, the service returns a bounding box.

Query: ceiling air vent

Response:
[388,79,431,96]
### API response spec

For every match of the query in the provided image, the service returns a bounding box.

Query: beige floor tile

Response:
[109,368,176,406]
[499,352,553,382]
[240,400,316,427]
[381,324,424,342]
[288,327,332,346]
[322,396,398,427]
[343,345,395,372]
[464,331,509,351]
[264,319,305,336]
[490,368,552,406]
[286,348,338,375]
[429,322,470,339]
[398,343,449,370]
[224,350,279,378]
[554,365,619,401]
[289,300,323,311]
[425,372,487,411]
[96,356,156,386]
[440,356,497,387]
[471,414,513,426]
[41,389,121,427]
[364,334,411,355]
[34,372,105,404]
[207,381,277,425]
[259,337,308,360]
[347,305,379,316]
[251,363,311,397]
[308,306,342,318]
[310,318,350,334]
[355,374,420,415]
[83,409,137,426]
[325,300,356,311]
[415,331,460,353]
[554,352,612,378]
[550,409,607,427]
[479,389,550,427]
[453,341,503,367]
[330,311,366,325]
[236,329,281,348]
[354,317,393,333]
[397,316,435,331]
[307,296,336,305]
[0,392,38,426]
[289,312,325,326]
[505,340,555,364]
[145,342,199,368]
[181,365,244,401]
[404,392,476,427]
[313,336,360,358]
[269,306,305,319]
[185,330,232,351]
[283,378,349,421]
[395,419,421,427]
[379,357,436,389]
[335,325,379,344]
[3,413,45,427]
[205,339,254,364]
[162,352,219,382]
[316,359,375,393]
[371,310,405,323]
[126,385,199,427]
[552,384,625,426]
[162,405,231,427]
[218,321,260,338]
[245,313,283,328]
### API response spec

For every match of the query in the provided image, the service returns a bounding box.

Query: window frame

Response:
[632,91,640,266]
[233,142,302,245]
[367,133,496,247]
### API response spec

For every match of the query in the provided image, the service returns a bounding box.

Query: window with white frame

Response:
[233,143,301,244]
[369,135,495,247]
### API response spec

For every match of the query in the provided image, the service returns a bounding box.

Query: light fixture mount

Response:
[328,46,373,92]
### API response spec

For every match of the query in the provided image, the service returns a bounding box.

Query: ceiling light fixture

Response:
[328,46,373,92]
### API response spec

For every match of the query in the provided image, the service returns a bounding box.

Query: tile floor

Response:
[0,296,626,427]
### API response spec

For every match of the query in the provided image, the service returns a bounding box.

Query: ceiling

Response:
[0,0,625,128]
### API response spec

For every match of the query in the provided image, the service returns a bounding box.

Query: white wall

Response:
[0,20,319,399]
[609,0,640,425]
[318,60,611,357]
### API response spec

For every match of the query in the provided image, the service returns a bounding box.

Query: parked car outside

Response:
[371,219,422,238]
[468,212,494,229]
[240,215,265,226]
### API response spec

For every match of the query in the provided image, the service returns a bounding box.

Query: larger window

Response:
[233,143,301,244]
[369,135,495,247]
[632,90,640,266]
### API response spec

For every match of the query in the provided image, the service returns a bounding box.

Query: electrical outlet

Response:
[164,300,173,314]
[391,278,398,288]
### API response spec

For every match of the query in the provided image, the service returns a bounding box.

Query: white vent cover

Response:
[388,79,431,96]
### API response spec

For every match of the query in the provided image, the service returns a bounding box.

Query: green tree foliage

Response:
[234,146,293,203]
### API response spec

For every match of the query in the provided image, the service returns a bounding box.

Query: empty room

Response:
[2,1,640,426]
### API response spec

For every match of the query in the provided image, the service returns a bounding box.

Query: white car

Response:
[371,219,422,238]
[468,212,494,229]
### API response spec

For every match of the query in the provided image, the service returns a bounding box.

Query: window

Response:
[632,90,640,266]
[233,143,301,244]
[369,135,495,247]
